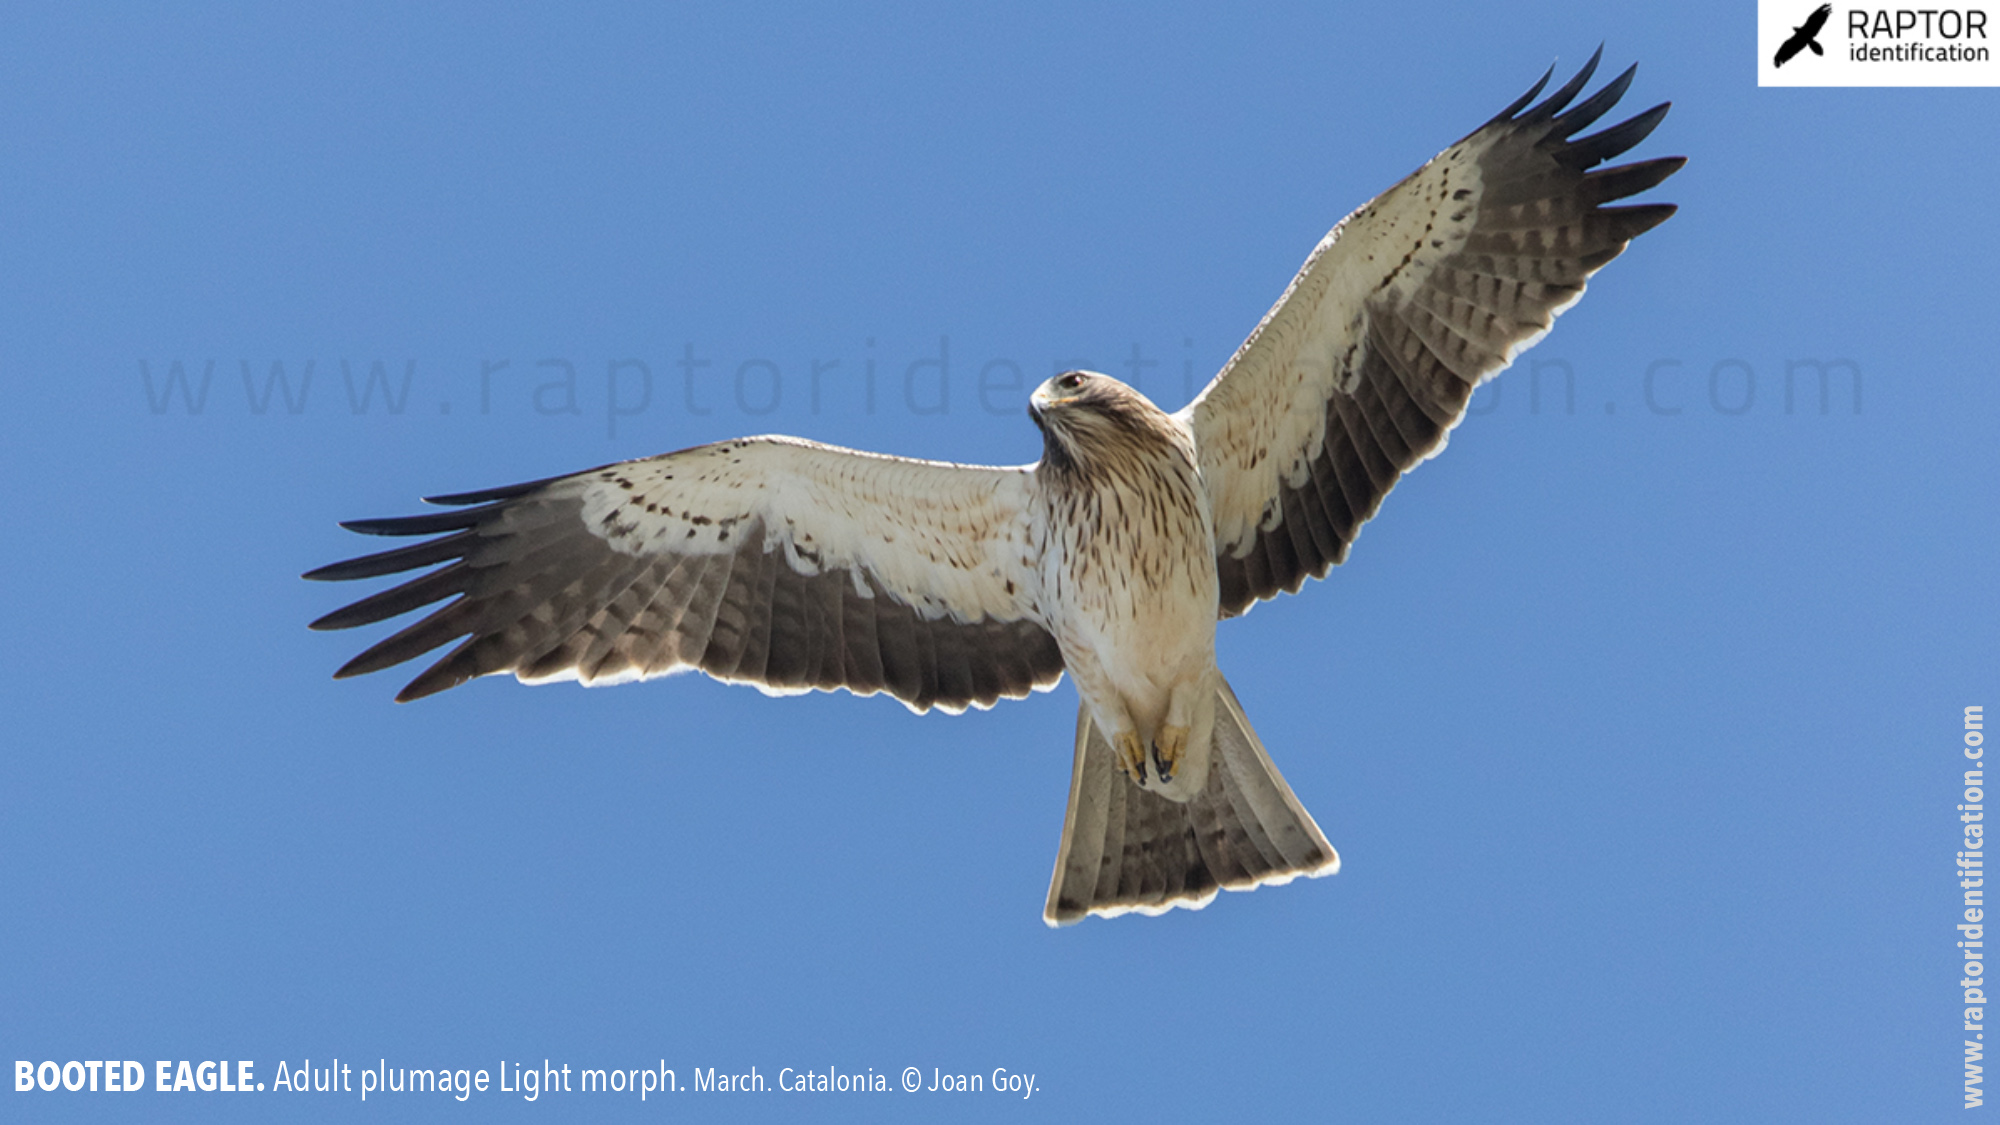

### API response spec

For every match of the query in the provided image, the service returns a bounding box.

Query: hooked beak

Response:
[1028,384,1055,422]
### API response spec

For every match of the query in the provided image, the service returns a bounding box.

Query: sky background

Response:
[1,2,1991,1122]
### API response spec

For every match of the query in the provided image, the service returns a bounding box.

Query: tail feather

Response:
[1043,676,1338,926]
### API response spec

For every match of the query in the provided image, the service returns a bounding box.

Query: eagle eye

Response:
[1058,372,1085,391]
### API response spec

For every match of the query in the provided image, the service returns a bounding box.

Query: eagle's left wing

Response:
[1177,51,1683,616]
[307,436,1064,714]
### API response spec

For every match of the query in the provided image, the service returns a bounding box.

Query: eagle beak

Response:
[1028,384,1053,419]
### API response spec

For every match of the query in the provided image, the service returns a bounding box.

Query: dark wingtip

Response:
[310,607,366,633]
[329,657,455,703]
[309,470,582,702]
[1553,62,1636,138]
[1522,46,1603,124]
[302,559,387,583]
[1490,62,1556,124]
[325,477,550,537]
[1580,155,1686,205]
[1604,201,1680,240]
[331,636,427,679]
[392,656,475,702]
[1562,101,1672,168]
[393,678,453,704]
[1634,201,1680,228]
[302,532,472,583]
[304,563,468,634]
[423,474,564,507]
[338,511,483,537]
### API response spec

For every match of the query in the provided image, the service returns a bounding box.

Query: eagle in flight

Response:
[309,50,1681,926]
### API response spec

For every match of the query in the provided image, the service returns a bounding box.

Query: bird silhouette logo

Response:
[1775,3,1833,66]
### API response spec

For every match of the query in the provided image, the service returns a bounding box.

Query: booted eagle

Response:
[309,51,1681,925]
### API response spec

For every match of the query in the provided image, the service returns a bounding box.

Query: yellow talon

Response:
[1113,730,1149,784]
[1154,724,1189,781]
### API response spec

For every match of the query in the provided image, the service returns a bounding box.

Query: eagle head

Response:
[1029,371,1183,479]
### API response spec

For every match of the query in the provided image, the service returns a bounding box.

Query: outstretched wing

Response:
[306,436,1064,713]
[1177,50,1683,617]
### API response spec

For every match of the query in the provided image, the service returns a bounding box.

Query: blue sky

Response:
[2,2,1992,1121]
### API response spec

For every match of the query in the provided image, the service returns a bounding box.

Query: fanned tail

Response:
[1043,676,1338,926]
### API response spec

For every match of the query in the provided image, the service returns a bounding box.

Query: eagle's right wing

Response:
[307,436,1065,713]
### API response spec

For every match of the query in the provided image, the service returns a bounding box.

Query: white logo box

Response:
[1758,2,2000,85]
